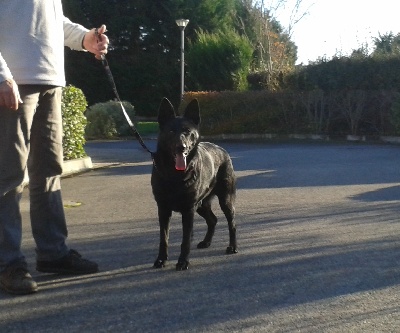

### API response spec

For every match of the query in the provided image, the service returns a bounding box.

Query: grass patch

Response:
[135,122,159,136]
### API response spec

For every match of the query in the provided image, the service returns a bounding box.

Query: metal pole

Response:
[180,27,185,101]
[176,19,188,101]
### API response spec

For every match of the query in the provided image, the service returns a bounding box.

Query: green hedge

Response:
[182,89,398,136]
[182,91,286,135]
[60,85,399,153]
[61,85,88,160]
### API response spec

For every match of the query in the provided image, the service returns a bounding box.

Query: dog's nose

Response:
[176,143,186,153]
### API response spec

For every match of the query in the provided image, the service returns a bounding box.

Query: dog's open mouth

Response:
[175,152,187,171]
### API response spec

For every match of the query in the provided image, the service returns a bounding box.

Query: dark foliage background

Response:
[62,0,295,116]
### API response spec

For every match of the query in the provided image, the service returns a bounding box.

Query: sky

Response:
[272,0,400,64]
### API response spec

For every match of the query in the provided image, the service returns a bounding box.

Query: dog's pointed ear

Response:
[183,99,201,126]
[158,98,176,128]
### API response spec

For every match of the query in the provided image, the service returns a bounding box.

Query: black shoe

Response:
[36,249,98,275]
[0,266,38,295]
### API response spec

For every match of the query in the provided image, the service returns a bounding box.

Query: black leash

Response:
[95,29,155,159]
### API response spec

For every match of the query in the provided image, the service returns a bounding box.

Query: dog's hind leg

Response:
[218,194,238,255]
[154,207,172,268]
[196,199,217,249]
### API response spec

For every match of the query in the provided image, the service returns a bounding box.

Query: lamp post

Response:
[176,19,189,101]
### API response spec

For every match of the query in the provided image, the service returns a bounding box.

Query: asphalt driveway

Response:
[1,139,400,332]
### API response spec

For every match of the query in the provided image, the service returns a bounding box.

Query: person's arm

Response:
[63,17,89,51]
[0,52,21,111]
[63,17,108,59]
[0,51,13,83]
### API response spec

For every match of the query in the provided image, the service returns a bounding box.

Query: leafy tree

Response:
[63,0,184,115]
[177,0,238,35]
[62,0,298,114]
[236,0,298,90]
[187,29,253,91]
[372,32,400,57]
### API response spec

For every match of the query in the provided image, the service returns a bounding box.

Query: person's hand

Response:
[0,78,22,111]
[83,24,109,60]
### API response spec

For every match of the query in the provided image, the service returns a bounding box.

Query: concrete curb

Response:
[62,156,93,177]
[23,156,95,186]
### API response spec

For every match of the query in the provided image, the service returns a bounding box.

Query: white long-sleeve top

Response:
[0,0,89,86]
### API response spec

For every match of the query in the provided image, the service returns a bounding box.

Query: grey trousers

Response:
[0,85,69,271]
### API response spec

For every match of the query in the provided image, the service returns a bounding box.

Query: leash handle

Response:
[94,29,121,101]
[94,28,155,157]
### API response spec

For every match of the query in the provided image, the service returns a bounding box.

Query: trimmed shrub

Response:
[62,85,88,160]
[390,92,400,135]
[85,100,135,139]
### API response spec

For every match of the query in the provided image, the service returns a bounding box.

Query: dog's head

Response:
[157,98,201,171]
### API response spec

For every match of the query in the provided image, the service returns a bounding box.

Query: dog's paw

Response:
[176,260,190,271]
[197,240,211,249]
[153,259,167,268]
[226,246,238,254]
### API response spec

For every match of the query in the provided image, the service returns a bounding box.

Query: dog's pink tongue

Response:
[175,154,187,171]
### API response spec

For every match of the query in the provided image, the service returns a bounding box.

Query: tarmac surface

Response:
[1,139,400,332]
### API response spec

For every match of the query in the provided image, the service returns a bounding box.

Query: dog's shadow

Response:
[350,185,400,202]
[235,169,277,189]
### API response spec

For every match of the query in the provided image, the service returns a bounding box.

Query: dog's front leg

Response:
[154,207,172,268]
[176,209,195,271]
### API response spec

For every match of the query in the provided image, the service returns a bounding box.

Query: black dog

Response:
[151,98,238,270]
